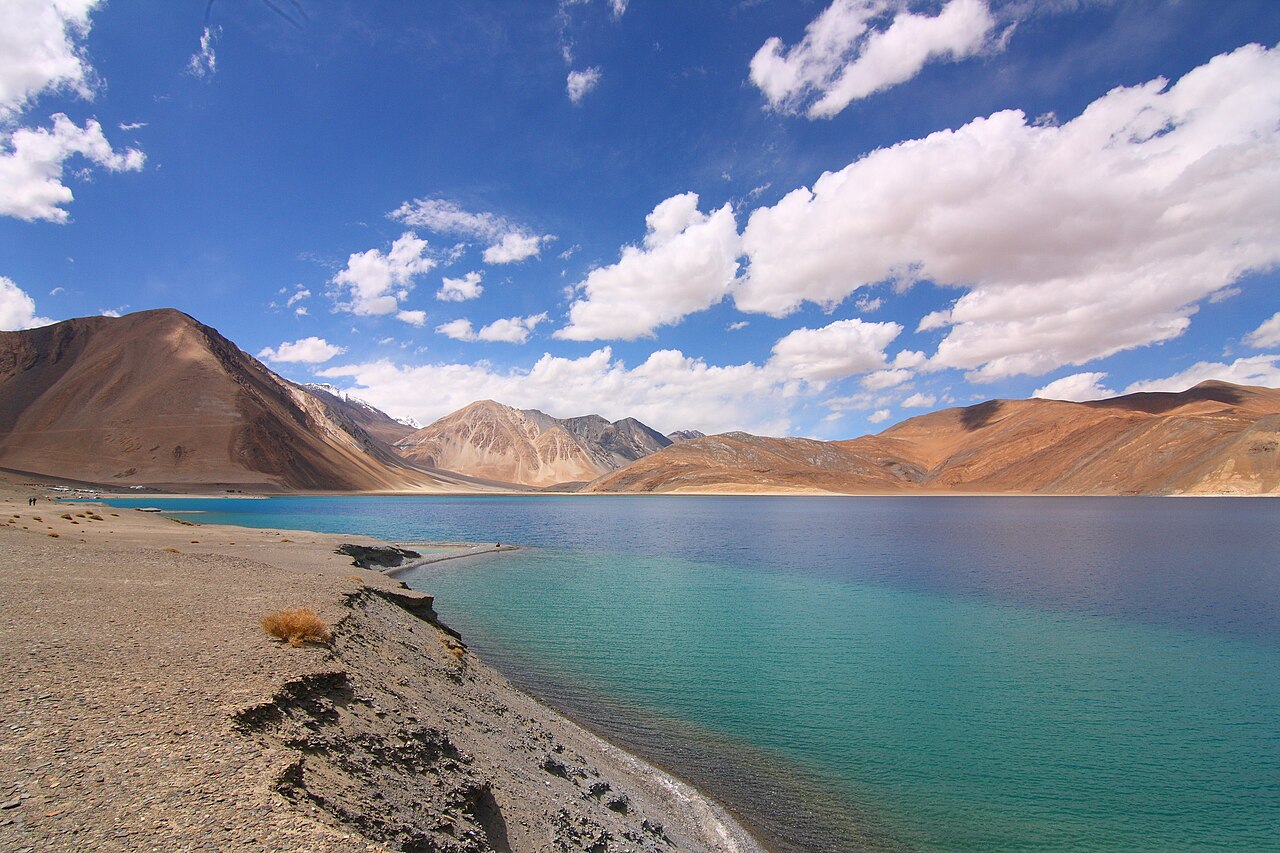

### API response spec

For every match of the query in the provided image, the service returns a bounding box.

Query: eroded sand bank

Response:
[0,480,762,852]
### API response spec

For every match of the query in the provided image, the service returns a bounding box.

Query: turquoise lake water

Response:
[103,495,1280,851]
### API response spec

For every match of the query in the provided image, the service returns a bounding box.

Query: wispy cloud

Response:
[567,67,602,103]
[187,26,220,79]
[390,199,551,265]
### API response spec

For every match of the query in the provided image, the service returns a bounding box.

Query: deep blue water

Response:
[104,495,1280,851]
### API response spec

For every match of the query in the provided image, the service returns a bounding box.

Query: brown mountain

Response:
[393,400,672,487]
[0,309,449,491]
[586,381,1280,496]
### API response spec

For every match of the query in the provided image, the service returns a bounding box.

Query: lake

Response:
[103,495,1280,851]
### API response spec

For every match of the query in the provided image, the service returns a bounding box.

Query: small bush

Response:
[162,547,180,553]
[261,608,332,647]
[61,513,73,520]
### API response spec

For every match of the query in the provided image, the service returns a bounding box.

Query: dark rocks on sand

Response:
[335,543,421,569]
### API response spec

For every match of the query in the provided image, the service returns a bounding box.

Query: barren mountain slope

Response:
[587,382,1280,495]
[0,310,444,491]
[302,383,418,447]
[868,381,1280,494]
[393,400,673,487]
[585,432,926,494]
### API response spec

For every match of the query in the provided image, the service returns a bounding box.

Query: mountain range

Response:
[1,310,1277,495]
[393,400,675,488]
[588,382,1280,496]
[0,310,444,491]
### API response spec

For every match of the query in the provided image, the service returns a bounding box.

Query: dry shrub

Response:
[261,608,332,647]
[60,513,73,520]
[162,547,180,553]
[442,637,467,661]
[344,574,366,585]
[47,532,59,538]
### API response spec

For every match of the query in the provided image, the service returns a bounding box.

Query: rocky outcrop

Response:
[334,543,421,570]
[233,589,756,852]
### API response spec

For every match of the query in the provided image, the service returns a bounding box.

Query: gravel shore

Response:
[0,482,762,852]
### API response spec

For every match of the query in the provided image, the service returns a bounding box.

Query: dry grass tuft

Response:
[261,608,332,647]
[60,513,73,520]
[344,574,366,585]
[162,547,180,553]
[47,532,59,538]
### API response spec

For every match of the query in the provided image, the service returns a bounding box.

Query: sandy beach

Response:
[0,476,762,852]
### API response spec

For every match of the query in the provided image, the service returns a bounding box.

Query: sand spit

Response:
[0,487,761,852]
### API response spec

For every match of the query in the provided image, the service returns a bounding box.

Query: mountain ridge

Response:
[586,381,1280,496]
[0,309,449,491]
[393,399,674,488]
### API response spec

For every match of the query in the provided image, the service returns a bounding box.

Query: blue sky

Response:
[2,0,1279,437]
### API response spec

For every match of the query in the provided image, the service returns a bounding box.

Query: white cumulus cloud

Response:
[1244,312,1280,349]
[1123,356,1280,395]
[749,0,996,119]
[0,0,99,120]
[739,43,1280,382]
[257,337,347,364]
[0,1,144,224]
[868,408,893,424]
[330,232,435,318]
[567,67,602,103]
[767,318,902,383]
[483,233,545,264]
[901,392,936,408]
[557,193,740,341]
[1033,371,1117,402]
[436,312,549,344]
[0,276,54,330]
[0,114,145,223]
[437,271,484,302]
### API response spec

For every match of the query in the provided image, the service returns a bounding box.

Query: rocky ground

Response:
[0,481,760,852]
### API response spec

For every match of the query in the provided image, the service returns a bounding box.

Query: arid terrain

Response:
[587,381,1280,496]
[394,400,675,488]
[3,310,1277,496]
[0,475,759,852]
[0,310,453,493]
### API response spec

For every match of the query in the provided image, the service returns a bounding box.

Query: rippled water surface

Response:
[106,495,1280,851]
